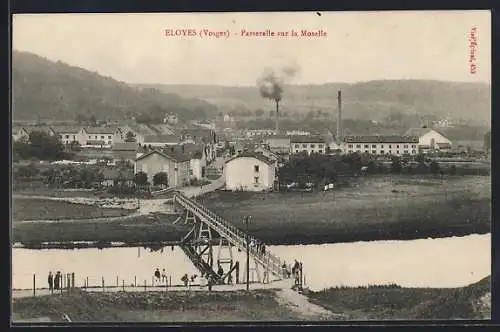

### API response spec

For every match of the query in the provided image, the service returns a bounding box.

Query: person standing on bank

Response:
[48,271,54,293]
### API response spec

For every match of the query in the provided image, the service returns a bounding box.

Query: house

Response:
[119,124,158,144]
[246,129,276,138]
[265,135,291,155]
[169,143,207,180]
[286,130,310,136]
[225,152,276,192]
[84,127,123,148]
[134,149,190,188]
[143,134,181,148]
[112,142,140,162]
[181,128,217,162]
[52,126,86,145]
[343,135,420,156]
[100,168,135,187]
[290,136,326,155]
[404,127,452,152]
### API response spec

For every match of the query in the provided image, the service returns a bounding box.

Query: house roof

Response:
[143,134,180,144]
[149,124,175,135]
[51,126,82,134]
[113,142,139,151]
[343,135,420,143]
[403,127,434,137]
[86,127,120,134]
[290,136,325,144]
[225,151,275,166]
[181,128,215,143]
[135,149,190,163]
[120,124,157,135]
[170,143,204,159]
[86,140,106,145]
[23,126,54,134]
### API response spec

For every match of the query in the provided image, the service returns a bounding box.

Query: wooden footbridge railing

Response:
[172,191,285,283]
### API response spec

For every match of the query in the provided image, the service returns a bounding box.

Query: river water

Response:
[12,233,490,292]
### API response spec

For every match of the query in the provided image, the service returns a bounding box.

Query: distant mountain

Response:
[11,51,218,122]
[138,80,491,126]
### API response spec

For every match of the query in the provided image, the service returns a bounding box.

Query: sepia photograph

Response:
[10,10,491,323]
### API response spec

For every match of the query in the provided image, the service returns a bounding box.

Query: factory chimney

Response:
[336,90,342,142]
[274,99,280,135]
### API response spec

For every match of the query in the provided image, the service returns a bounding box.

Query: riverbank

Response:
[12,276,490,322]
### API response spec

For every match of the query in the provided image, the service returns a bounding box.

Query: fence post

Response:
[86,277,89,289]
[102,277,105,292]
[169,276,172,287]
[116,276,119,287]
[72,273,75,289]
[144,280,146,291]
[33,273,36,297]
[134,276,137,287]
[122,280,125,292]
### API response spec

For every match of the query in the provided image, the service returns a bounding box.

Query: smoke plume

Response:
[257,62,299,102]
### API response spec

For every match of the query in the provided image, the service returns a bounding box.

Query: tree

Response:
[135,171,149,186]
[449,164,457,175]
[88,114,97,126]
[13,131,67,161]
[125,131,137,142]
[254,109,264,117]
[70,141,82,152]
[429,161,440,174]
[391,156,402,173]
[153,172,169,187]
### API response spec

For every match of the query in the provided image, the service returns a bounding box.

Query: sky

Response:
[12,11,491,86]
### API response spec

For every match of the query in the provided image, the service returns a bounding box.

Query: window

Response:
[365,150,368,153]
[295,150,299,153]
[318,144,324,148]
[412,145,416,148]
[101,136,105,139]
[73,135,76,139]
[95,136,98,139]
[302,144,307,148]
[380,145,384,148]
[88,136,91,139]
[404,145,409,149]
[364,145,369,148]
[254,165,259,172]
[294,144,299,148]
[348,150,353,153]
[254,176,260,184]
[303,150,307,153]
[65,135,69,139]
[348,144,353,148]
[388,145,392,148]
[372,150,376,154]
[356,150,361,153]
[356,144,361,148]
[318,150,323,154]
[189,169,193,175]
[396,145,400,148]
[411,150,416,154]
[397,150,400,154]
[311,144,316,148]
[372,145,376,148]
[380,150,384,154]
[108,141,112,145]
[108,135,112,139]
[404,150,409,154]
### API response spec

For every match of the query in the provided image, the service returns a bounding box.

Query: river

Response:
[12,233,490,292]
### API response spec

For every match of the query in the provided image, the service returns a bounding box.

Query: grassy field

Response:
[12,213,187,245]
[307,276,491,320]
[12,277,490,322]
[12,289,298,322]
[12,198,136,221]
[200,175,491,244]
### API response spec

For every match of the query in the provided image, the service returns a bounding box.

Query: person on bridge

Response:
[154,268,161,284]
[48,271,53,293]
[54,271,61,290]
[161,269,167,284]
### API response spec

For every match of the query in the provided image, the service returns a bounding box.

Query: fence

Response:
[12,272,208,297]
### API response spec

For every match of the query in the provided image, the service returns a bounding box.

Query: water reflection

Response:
[12,234,490,291]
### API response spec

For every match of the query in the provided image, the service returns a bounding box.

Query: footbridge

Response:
[171,191,287,285]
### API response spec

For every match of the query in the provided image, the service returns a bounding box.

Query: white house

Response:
[143,134,181,148]
[404,128,452,152]
[170,143,207,180]
[52,126,87,145]
[290,136,326,155]
[119,124,158,144]
[225,152,276,192]
[342,135,420,156]
[246,129,276,138]
[84,127,123,148]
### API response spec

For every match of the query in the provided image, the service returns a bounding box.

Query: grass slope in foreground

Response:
[12,277,490,322]
[307,276,491,320]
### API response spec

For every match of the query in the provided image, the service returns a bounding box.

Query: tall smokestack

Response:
[275,100,280,134]
[336,90,342,142]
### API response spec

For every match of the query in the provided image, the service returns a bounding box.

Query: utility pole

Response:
[244,215,251,291]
